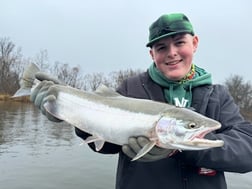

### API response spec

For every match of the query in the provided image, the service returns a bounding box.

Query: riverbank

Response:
[0,94,30,102]
[0,94,10,101]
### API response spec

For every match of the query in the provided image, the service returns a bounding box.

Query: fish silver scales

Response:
[13,63,224,160]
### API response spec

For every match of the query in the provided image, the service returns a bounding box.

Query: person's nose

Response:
[167,44,177,58]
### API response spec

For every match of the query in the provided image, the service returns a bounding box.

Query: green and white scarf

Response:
[148,63,212,107]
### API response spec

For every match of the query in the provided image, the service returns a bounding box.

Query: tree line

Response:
[0,37,142,94]
[1,37,252,120]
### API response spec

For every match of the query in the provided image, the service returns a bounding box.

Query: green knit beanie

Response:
[146,13,194,47]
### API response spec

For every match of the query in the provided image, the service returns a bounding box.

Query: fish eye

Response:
[188,122,197,129]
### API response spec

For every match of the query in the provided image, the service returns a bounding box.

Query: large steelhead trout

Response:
[13,63,224,160]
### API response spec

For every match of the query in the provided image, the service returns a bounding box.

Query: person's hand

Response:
[122,136,173,162]
[30,73,63,122]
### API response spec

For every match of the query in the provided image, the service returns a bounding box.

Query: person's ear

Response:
[192,35,199,53]
[149,49,154,60]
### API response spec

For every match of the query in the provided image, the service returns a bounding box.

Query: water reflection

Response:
[1,101,252,189]
[0,101,117,189]
[0,101,75,156]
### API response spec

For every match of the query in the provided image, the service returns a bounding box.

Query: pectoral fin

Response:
[85,135,105,151]
[132,141,156,161]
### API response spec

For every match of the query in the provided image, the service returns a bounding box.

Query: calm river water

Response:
[0,101,252,189]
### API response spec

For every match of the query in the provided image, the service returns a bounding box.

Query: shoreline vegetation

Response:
[0,94,30,102]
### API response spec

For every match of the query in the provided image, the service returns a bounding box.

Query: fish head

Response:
[155,108,224,150]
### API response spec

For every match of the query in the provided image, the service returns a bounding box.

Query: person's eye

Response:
[175,40,186,46]
[157,46,166,51]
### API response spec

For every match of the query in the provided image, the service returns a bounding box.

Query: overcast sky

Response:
[1,0,251,83]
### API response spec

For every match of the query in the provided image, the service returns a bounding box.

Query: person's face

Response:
[150,33,198,81]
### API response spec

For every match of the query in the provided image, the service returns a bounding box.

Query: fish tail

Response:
[12,63,40,97]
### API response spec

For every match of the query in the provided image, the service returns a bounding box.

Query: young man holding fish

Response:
[30,13,252,189]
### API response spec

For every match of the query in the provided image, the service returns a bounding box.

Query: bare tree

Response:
[0,38,23,94]
[33,49,50,71]
[0,37,145,96]
[109,68,143,89]
[50,62,83,88]
[84,72,106,91]
[74,69,143,91]
[224,74,252,120]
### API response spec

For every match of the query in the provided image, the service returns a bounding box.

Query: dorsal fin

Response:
[94,84,121,97]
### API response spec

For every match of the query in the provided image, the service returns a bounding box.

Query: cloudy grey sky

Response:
[1,0,251,83]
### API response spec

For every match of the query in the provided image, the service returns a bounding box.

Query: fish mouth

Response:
[190,127,213,140]
[186,126,224,148]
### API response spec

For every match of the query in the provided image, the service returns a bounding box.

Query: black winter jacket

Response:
[75,71,252,189]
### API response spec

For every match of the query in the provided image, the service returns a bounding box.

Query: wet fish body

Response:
[13,63,224,160]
